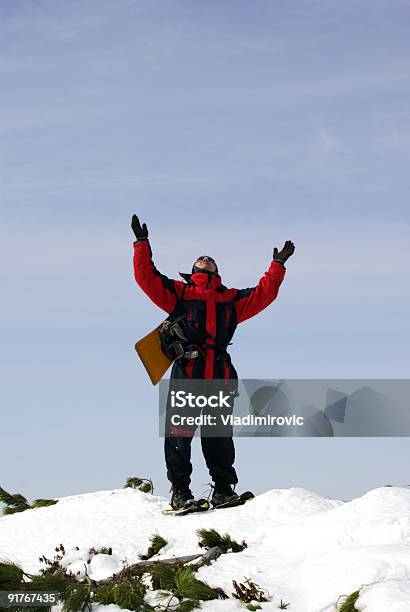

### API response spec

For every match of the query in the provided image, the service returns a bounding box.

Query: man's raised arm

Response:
[234,240,295,323]
[132,215,182,314]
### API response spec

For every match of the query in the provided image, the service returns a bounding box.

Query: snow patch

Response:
[88,553,123,581]
[1,486,410,611]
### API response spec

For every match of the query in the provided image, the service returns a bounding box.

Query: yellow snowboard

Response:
[135,324,172,385]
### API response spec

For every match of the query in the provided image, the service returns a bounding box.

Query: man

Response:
[132,215,295,509]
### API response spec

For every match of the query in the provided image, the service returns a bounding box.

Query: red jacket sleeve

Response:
[133,240,183,314]
[234,260,286,323]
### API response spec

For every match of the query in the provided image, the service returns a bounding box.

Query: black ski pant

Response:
[165,432,238,490]
[164,379,238,490]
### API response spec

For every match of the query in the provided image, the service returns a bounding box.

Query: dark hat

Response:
[192,255,218,276]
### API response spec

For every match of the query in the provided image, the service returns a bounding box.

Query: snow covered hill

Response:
[1,486,410,611]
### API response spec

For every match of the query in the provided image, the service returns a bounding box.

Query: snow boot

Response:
[211,484,237,507]
[170,486,196,510]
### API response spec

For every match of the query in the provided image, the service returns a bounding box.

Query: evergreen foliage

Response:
[197,527,247,553]
[29,571,68,594]
[94,579,148,610]
[0,486,30,514]
[0,561,24,590]
[149,563,227,604]
[0,485,57,515]
[139,533,168,560]
[124,477,154,494]
[149,561,176,591]
[337,589,360,611]
[31,499,58,509]
[174,598,200,611]
[62,583,92,612]
[174,567,222,600]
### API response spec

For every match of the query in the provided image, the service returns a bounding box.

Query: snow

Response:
[1,486,410,611]
[88,554,124,581]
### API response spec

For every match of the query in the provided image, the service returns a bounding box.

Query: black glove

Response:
[273,240,295,264]
[131,215,148,241]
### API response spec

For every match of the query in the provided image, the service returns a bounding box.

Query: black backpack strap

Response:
[177,283,188,315]
[168,282,188,319]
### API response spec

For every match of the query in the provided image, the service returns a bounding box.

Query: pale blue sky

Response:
[1,0,409,504]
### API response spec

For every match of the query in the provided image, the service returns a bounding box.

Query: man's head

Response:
[192,255,218,275]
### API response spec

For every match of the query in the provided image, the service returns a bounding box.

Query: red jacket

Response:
[133,239,286,380]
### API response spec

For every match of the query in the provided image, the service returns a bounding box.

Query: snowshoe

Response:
[162,498,210,516]
[170,486,196,511]
[211,485,238,507]
[212,487,254,510]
